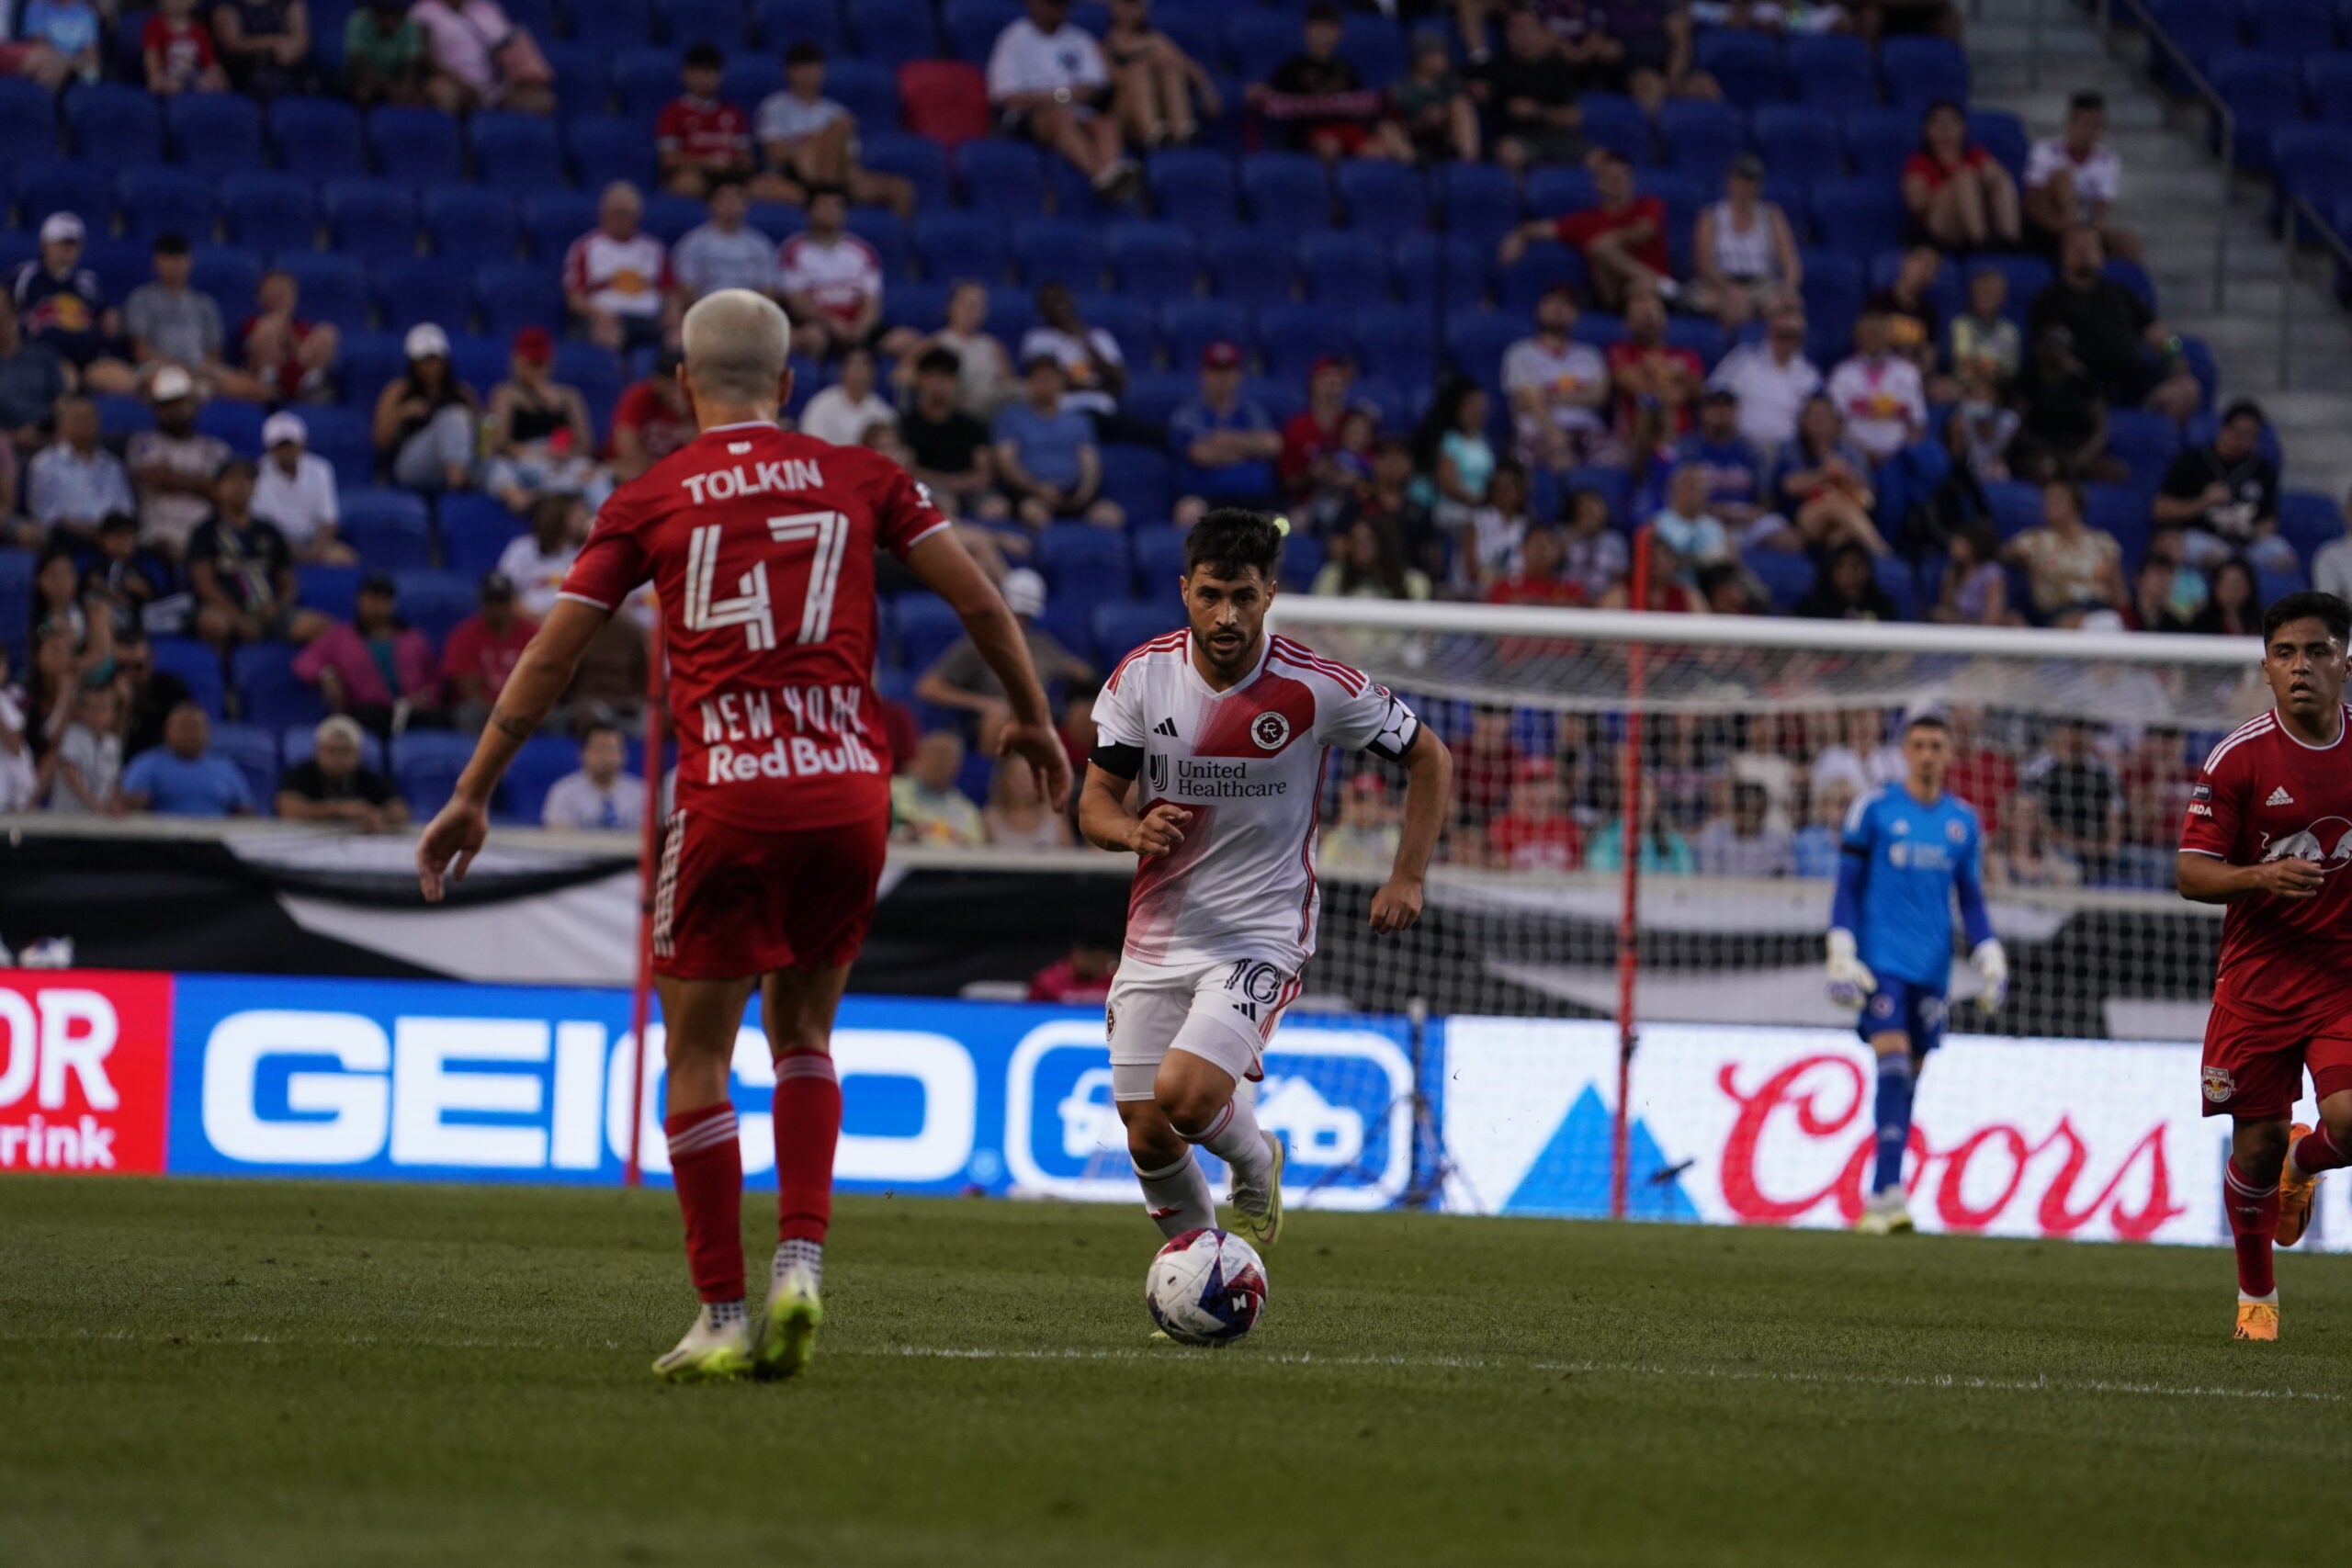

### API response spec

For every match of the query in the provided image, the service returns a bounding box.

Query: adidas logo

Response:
[1153,717,1180,738]
[2267,786,2296,807]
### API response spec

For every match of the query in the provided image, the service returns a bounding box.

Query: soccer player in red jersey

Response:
[2177,590,2352,1341]
[416,290,1070,1382]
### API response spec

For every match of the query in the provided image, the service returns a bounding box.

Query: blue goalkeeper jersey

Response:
[1832,784,1992,989]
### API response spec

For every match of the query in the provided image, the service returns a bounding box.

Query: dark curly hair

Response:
[1184,508,1284,583]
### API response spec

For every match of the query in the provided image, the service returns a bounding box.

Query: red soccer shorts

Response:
[650,806,889,980]
[2199,997,2352,1120]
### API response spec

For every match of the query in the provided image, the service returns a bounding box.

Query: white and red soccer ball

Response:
[1145,1228,1267,1347]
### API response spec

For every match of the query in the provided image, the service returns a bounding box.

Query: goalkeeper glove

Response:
[1973,938,2008,1012]
[1825,929,1875,1011]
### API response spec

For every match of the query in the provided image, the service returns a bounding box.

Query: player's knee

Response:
[2235,1119,2290,1169]
[769,1034,831,1064]
[1157,1083,1225,1139]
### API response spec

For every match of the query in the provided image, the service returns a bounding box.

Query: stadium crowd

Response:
[1,0,2346,886]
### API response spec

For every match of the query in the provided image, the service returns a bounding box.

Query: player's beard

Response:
[1199,624,1260,680]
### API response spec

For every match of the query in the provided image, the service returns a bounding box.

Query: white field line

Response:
[6,1327,2342,1405]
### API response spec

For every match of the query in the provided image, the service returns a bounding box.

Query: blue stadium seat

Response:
[17,160,115,231]
[501,0,556,45]
[223,173,319,253]
[1743,548,1815,613]
[167,92,265,174]
[1753,105,1843,185]
[1038,524,1130,605]
[2146,0,2238,95]
[1392,233,1487,310]
[1148,147,1238,228]
[334,332,405,412]
[1130,526,1187,596]
[2309,52,2352,122]
[476,262,563,336]
[2279,491,2343,564]
[1070,293,1156,365]
[610,45,679,119]
[828,58,899,135]
[189,244,264,320]
[1105,220,1198,299]
[753,0,842,51]
[367,106,465,186]
[393,570,476,644]
[0,77,56,159]
[1336,160,1428,237]
[440,491,526,579]
[1434,162,1520,250]
[1840,105,1918,185]
[521,190,600,261]
[662,0,742,49]
[1696,28,1789,110]
[450,333,509,398]
[197,400,266,454]
[1356,306,1436,389]
[1813,179,1907,254]
[92,392,152,438]
[1968,108,2030,184]
[470,111,567,191]
[1010,220,1105,290]
[233,641,326,728]
[911,211,1008,282]
[1224,10,1296,82]
[1525,164,1596,219]
[567,0,655,48]
[1881,36,1968,107]
[1577,93,1653,164]
[846,0,940,67]
[2105,409,2180,491]
[720,55,783,110]
[499,733,580,826]
[957,139,1050,219]
[80,237,147,308]
[276,253,368,329]
[553,340,623,439]
[1296,231,1391,308]
[543,39,610,117]
[64,82,163,164]
[2247,0,2335,53]
[892,592,966,673]
[373,259,473,333]
[1788,33,1877,112]
[1240,152,1332,227]
[269,96,367,181]
[298,562,362,619]
[943,0,1021,62]
[1154,8,1222,79]
[151,637,225,720]
[1339,14,1406,88]
[1091,599,1184,665]
[1659,99,1747,184]
[340,488,434,570]
[2272,124,2352,221]
[863,132,953,209]
[1120,370,1191,429]
[1203,229,1298,310]
[1444,312,1521,393]
[302,406,373,485]
[841,205,907,275]
[1098,444,1172,519]
[322,178,420,264]
[118,165,220,245]
[210,724,281,813]
[1980,479,2041,540]
[391,730,478,814]
[1798,249,1862,362]
[1497,245,1587,313]
[567,114,661,191]
[882,278,949,333]
[2211,50,2295,171]
[422,187,519,267]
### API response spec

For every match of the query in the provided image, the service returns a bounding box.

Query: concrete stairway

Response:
[1963,0,2352,499]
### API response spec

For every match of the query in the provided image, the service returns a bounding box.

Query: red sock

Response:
[664,1103,743,1303]
[775,1053,842,1246]
[2224,1157,2279,1298]
[2290,1123,2350,1178]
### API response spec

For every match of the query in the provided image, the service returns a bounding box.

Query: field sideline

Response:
[4,1179,2348,1566]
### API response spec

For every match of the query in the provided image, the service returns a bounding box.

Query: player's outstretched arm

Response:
[2177,850,2324,905]
[904,528,1070,811]
[416,597,611,901]
[1371,729,1451,934]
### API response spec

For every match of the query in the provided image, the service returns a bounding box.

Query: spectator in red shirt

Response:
[239,267,340,403]
[1453,705,1521,829]
[656,43,754,199]
[144,0,229,95]
[1499,149,1672,310]
[441,571,537,730]
[1903,99,2020,251]
[608,348,694,482]
[1485,523,1585,607]
[1277,355,1363,502]
[1483,757,1586,872]
[1028,940,1118,1005]
[1604,292,1702,453]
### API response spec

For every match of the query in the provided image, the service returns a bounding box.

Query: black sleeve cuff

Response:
[1091,741,1142,781]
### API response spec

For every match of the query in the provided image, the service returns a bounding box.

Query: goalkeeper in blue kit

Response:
[1825,711,2007,1234]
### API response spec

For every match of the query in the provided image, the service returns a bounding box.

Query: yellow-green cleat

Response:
[754,1268,824,1380]
[1228,1132,1284,1248]
[652,1305,757,1382]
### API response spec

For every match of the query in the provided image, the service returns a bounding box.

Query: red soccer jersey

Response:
[559,421,951,832]
[1555,197,1670,279]
[2179,705,2352,1023]
[611,380,695,465]
[142,15,216,84]
[656,96,751,167]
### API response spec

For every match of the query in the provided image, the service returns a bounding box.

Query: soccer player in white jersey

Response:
[1079,509,1453,1249]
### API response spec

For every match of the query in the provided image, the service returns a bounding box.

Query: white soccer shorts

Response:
[1104,958,1301,1102]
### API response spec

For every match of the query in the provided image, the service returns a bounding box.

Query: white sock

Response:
[1132,1152,1216,1239]
[1183,1093,1272,1196]
[774,1238,823,1293]
[2240,1289,2278,1305]
[703,1299,748,1330]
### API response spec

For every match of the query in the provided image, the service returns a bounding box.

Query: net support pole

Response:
[1610,530,1653,1222]
[624,614,668,1190]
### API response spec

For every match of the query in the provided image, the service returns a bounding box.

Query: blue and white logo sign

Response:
[1003,1020,1416,1209]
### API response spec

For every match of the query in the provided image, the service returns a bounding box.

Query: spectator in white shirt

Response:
[986,0,1136,197]
[561,182,675,355]
[752,42,915,217]
[669,180,778,305]
[2024,90,2137,262]
[1501,286,1610,473]
[496,491,588,619]
[1707,305,1821,456]
[1017,280,1126,418]
[252,411,354,564]
[541,722,648,831]
[1825,311,1925,464]
[40,681,122,814]
[2314,489,2352,604]
[799,344,898,446]
[779,186,899,363]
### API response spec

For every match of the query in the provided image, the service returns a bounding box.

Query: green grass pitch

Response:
[4,1177,2349,1567]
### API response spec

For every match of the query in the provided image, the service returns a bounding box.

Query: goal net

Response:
[1265,594,2274,1243]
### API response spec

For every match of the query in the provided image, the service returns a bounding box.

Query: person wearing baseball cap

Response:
[126,233,270,404]
[1170,340,1280,509]
[253,410,356,565]
[1278,353,1363,502]
[128,366,233,558]
[441,571,537,732]
[377,321,480,492]
[914,565,1092,754]
[5,210,136,393]
[488,324,592,460]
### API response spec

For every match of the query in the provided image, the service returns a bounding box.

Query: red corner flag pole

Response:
[1611,528,1653,1222]
[624,613,669,1189]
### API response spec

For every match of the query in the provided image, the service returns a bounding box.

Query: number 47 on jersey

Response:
[681,512,851,651]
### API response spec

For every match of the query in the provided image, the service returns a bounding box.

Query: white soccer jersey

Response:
[1092,632,1420,978]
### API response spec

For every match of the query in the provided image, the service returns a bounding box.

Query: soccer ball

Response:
[1145,1228,1267,1347]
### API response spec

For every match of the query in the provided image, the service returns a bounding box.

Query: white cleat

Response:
[754,1266,824,1380]
[1853,1187,1915,1235]
[651,1303,757,1382]
[1227,1133,1284,1248]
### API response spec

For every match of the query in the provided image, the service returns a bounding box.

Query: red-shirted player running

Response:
[2177,590,2352,1342]
[416,290,1070,1382]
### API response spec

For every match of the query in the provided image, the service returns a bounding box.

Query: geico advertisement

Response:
[107,973,1422,1203]
[0,971,173,1174]
[1442,1019,2345,1249]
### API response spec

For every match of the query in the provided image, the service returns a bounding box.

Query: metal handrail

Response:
[2279,193,2352,390]
[2082,0,2234,312]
